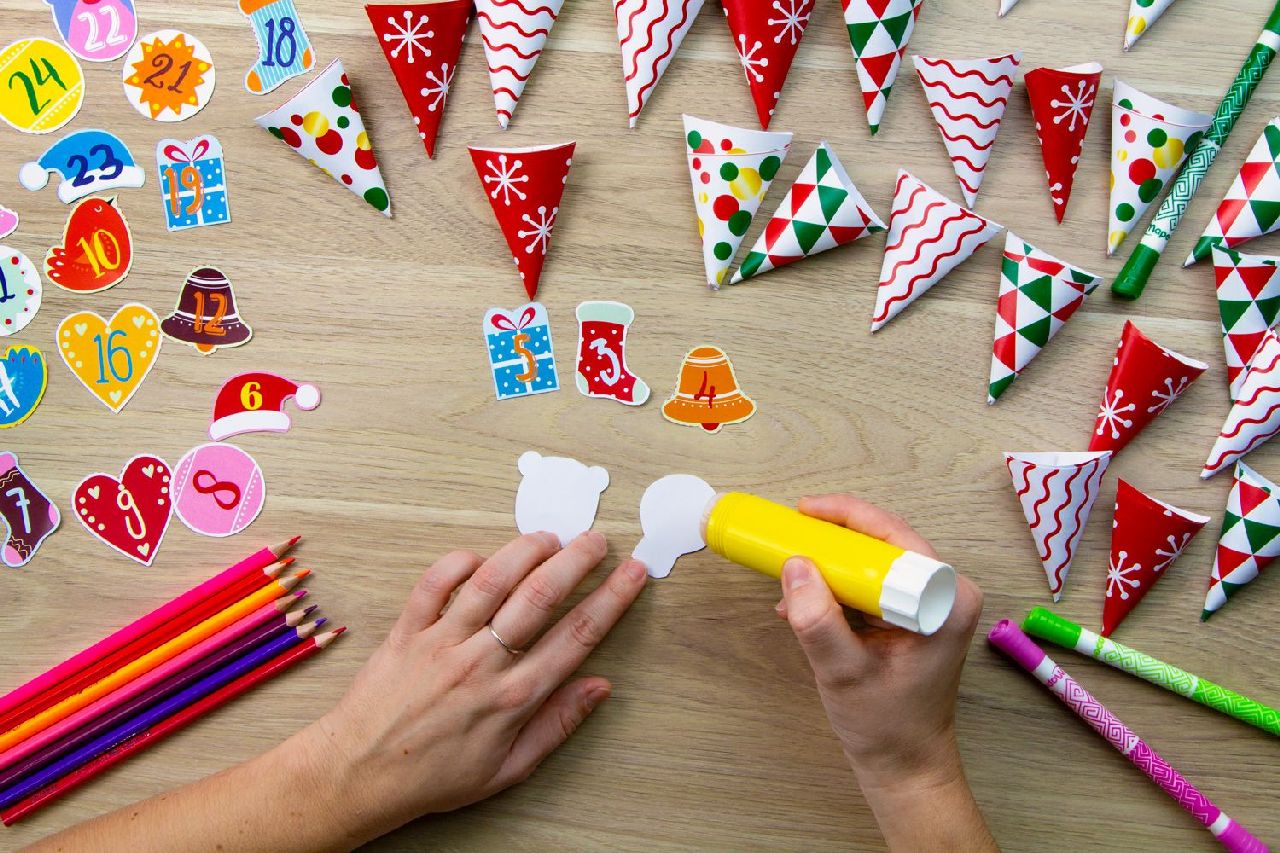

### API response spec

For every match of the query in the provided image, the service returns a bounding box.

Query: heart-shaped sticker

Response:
[0,345,47,428]
[73,454,172,566]
[56,303,162,412]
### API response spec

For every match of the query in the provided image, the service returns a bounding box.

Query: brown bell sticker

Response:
[161,266,253,355]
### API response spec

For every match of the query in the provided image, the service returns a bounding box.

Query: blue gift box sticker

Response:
[482,302,559,401]
[156,135,231,232]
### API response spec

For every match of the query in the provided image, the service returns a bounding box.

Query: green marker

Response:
[1021,608,1280,737]
[1112,2,1280,300]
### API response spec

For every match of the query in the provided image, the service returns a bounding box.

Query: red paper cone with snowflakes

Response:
[1025,63,1101,222]
[367,2,471,159]
[614,0,704,128]
[1088,320,1207,454]
[1203,327,1280,479]
[722,0,814,130]
[470,141,575,299]
[1212,246,1280,402]
[1102,479,1209,636]
[913,52,1021,208]
[476,0,564,128]
[1005,450,1112,602]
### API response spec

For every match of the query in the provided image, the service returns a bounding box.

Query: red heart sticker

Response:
[73,455,173,566]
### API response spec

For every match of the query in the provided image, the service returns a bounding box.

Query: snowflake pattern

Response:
[483,154,529,206]
[420,63,454,112]
[1153,532,1192,572]
[768,0,810,45]
[1095,388,1136,440]
[1147,375,1189,414]
[518,205,557,255]
[382,11,434,63]
[1106,550,1143,600]
[736,35,769,83]
[1050,79,1096,133]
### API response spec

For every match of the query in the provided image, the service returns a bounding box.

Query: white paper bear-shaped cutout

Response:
[633,474,716,578]
[514,451,610,546]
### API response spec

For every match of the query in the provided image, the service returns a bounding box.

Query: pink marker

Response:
[988,620,1267,853]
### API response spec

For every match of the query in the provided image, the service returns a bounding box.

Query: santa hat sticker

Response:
[614,0,704,128]
[20,129,145,204]
[470,142,575,300]
[1025,63,1102,222]
[210,373,320,441]
[720,0,813,129]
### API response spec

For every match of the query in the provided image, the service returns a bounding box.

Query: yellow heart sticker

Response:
[56,303,162,412]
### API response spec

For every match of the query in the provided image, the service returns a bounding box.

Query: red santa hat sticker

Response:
[209,372,320,441]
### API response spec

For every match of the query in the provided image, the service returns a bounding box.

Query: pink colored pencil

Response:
[0,538,299,727]
[0,592,308,776]
[989,621,1267,853]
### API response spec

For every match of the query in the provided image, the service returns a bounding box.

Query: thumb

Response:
[492,677,611,790]
[782,558,864,682]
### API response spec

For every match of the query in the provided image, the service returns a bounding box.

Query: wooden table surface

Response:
[1,0,1277,849]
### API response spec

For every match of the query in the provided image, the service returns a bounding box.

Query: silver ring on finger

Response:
[487,623,524,656]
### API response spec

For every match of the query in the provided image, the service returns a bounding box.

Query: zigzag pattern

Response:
[614,0,703,127]
[1204,328,1280,476]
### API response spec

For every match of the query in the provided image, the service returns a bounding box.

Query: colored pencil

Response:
[0,572,308,753]
[1022,608,1280,737]
[989,621,1266,853]
[0,618,325,790]
[0,597,313,777]
[1111,2,1280,300]
[0,623,323,811]
[0,628,344,824]
[0,538,299,729]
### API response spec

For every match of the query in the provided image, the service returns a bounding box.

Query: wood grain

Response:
[1,0,1277,849]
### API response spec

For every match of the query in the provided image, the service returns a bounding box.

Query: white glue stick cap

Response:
[878,552,957,636]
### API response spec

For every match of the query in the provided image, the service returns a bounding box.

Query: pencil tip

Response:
[302,604,318,617]
[294,568,313,580]
[294,589,308,599]
[315,617,328,628]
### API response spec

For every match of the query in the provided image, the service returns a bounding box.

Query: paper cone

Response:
[683,115,792,289]
[914,52,1021,207]
[1204,461,1280,619]
[840,0,922,135]
[1025,63,1102,222]
[1102,479,1209,636]
[1212,246,1280,402]
[366,2,471,159]
[1186,119,1280,265]
[1203,328,1280,479]
[254,59,391,216]
[1107,79,1211,255]
[1124,0,1179,50]
[998,0,1019,15]
[1005,450,1112,602]
[730,141,884,284]
[615,0,704,128]
[988,232,1103,403]
[470,141,575,299]
[476,0,564,128]
[722,0,814,130]
[872,171,1001,332]
[1088,320,1207,453]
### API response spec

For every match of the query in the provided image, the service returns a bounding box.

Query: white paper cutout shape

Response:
[633,474,716,578]
[514,451,608,546]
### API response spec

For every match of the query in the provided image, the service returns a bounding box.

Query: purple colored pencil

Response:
[988,621,1267,853]
[0,611,320,790]
[0,625,314,811]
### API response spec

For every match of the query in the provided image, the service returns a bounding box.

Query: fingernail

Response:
[578,530,606,548]
[774,599,785,615]
[623,559,647,581]
[783,558,811,590]
[539,531,563,549]
[587,685,611,709]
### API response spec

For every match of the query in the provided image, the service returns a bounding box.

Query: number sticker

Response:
[19,129,145,203]
[0,248,42,337]
[209,372,320,440]
[156,135,230,231]
[56,303,162,412]
[46,0,137,62]
[122,30,215,122]
[0,452,60,567]
[0,38,84,134]
[45,197,134,294]
[73,455,172,566]
[160,267,253,355]
[241,0,314,95]
[0,345,48,428]
[172,443,265,538]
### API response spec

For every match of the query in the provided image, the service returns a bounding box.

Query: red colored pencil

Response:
[0,539,300,731]
[0,627,344,826]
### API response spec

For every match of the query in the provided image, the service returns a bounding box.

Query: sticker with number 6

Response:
[57,303,162,412]
[46,197,133,293]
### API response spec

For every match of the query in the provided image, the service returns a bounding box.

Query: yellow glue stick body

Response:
[702,493,957,635]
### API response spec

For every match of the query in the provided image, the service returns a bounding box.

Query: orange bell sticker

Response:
[121,30,215,122]
[662,345,756,434]
[56,302,162,412]
[45,196,133,294]
[0,37,85,134]
[161,267,253,355]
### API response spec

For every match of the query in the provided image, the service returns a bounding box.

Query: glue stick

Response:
[701,493,957,635]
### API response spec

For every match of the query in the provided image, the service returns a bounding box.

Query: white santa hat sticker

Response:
[209,372,320,441]
[514,451,608,547]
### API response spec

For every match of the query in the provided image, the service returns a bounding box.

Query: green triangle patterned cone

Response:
[840,0,923,135]
[1187,118,1280,265]
[1204,461,1280,619]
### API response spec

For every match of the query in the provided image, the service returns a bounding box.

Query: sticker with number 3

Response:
[0,37,85,134]
[46,0,138,63]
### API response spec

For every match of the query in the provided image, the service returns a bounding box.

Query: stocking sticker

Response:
[122,30,216,122]
[161,267,253,355]
[483,302,559,400]
[172,443,266,538]
[662,346,756,433]
[633,474,716,578]
[0,38,85,134]
[46,0,137,62]
[239,0,315,94]
[45,196,133,294]
[0,248,42,337]
[0,453,60,568]
[73,455,172,566]
[18,129,145,203]
[156,135,231,231]
[209,372,320,440]
[514,452,609,546]
[56,303,162,413]
[574,301,649,406]
[0,346,48,428]
[0,206,16,239]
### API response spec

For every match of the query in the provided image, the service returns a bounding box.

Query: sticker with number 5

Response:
[56,302,162,412]
[46,196,133,294]
[239,0,315,95]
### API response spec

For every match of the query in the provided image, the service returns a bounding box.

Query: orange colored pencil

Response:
[0,572,308,753]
